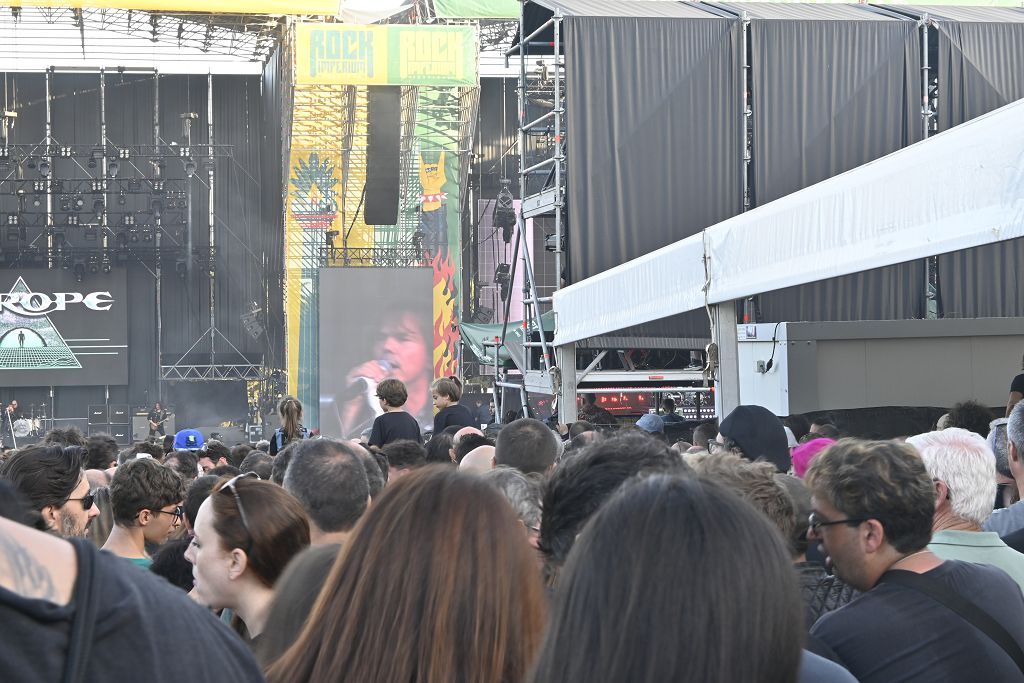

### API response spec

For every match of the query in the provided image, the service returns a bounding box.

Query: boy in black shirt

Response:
[368,379,422,447]
[431,376,476,434]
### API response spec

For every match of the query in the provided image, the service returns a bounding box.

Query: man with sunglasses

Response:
[0,444,99,538]
[102,458,185,568]
[806,439,1024,683]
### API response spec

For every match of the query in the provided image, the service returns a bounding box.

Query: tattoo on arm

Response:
[0,535,59,602]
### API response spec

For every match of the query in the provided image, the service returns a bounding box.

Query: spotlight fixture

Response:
[0,146,8,159]
[60,199,70,212]
[122,215,135,226]
[26,158,36,170]
[92,199,105,220]
[87,254,99,273]
[32,180,45,193]
[184,158,196,177]
[88,148,102,168]
[151,199,163,220]
[74,195,85,210]
[129,228,140,242]
[107,160,119,178]
[117,148,130,160]
[67,215,79,226]
[91,180,104,193]
[175,257,188,278]
[6,213,18,226]
[37,160,50,178]
[152,179,165,193]
[59,146,73,158]
[118,191,126,205]
[115,231,128,249]
[179,146,191,158]
[73,260,85,283]
[32,194,41,208]
[101,253,112,273]
[141,228,153,242]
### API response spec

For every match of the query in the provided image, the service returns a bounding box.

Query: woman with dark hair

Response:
[424,429,456,464]
[184,473,310,645]
[529,475,804,683]
[270,396,307,456]
[264,466,546,683]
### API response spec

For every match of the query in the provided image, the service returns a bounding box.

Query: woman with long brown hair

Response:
[184,473,310,645]
[270,396,306,456]
[264,465,546,683]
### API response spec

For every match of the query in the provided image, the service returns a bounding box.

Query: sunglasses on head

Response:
[218,472,259,549]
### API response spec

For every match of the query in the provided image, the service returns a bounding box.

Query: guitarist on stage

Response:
[148,402,170,439]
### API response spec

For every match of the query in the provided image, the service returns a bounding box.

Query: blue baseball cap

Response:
[173,428,205,450]
[636,413,665,434]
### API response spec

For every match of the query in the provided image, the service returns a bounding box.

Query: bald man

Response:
[449,426,484,462]
[459,445,495,475]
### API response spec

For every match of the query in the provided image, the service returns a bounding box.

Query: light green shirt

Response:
[929,529,1024,593]
[127,556,153,569]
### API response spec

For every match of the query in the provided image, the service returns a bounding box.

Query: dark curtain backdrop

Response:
[565,16,742,284]
[565,15,740,341]
[750,20,925,322]
[935,20,1024,319]
[0,71,282,411]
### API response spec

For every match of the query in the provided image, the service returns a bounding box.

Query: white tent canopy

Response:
[552,97,1024,346]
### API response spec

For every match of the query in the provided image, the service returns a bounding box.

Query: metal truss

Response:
[6,7,285,63]
[318,244,428,268]
[160,363,265,381]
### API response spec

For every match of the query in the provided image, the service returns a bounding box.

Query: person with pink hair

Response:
[790,438,835,478]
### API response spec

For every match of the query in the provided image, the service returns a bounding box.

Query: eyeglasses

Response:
[66,492,95,511]
[153,506,184,523]
[218,472,258,548]
[808,512,869,532]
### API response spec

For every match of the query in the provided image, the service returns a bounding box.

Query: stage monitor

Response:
[319,267,434,440]
[0,270,128,387]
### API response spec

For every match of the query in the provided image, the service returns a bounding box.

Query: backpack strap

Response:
[880,569,1024,674]
[62,540,99,683]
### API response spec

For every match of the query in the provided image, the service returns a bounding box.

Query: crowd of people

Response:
[3,374,1024,682]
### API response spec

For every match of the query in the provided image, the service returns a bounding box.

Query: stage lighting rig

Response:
[6,213,18,225]
[59,198,70,212]
[87,254,99,273]
[151,199,163,220]
[493,180,516,242]
[92,199,104,220]
[184,158,197,177]
[117,148,130,160]
[141,227,154,242]
[118,191,127,205]
[108,160,119,178]
[31,194,42,208]
[88,148,103,168]
[37,160,50,178]
[74,195,85,210]
[67,216,79,226]
[59,146,73,158]
[32,180,45,193]
[101,253,112,273]
[122,215,135,226]
[73,259,85,282]
[91,180,104,193]
[494,263,512,301]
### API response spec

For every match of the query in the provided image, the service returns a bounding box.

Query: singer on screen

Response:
[332,310,433,440]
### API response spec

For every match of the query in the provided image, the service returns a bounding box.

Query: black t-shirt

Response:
[0,539,264,682]
[147,409,165,424]
[811,561,1024,683]
[432,403,477,434]
[1012,373,1024,395]
[369,411,422,447]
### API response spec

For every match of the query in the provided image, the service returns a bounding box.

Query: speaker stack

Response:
[88,404,131,445]
[365,86,401,226]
